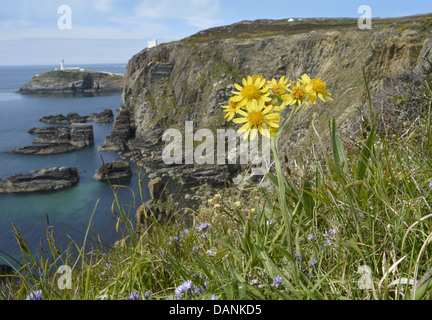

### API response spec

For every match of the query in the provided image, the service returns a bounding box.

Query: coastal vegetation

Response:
[2,70,432,300]
[1,15,432,301]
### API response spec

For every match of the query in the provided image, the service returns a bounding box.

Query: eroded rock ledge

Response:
[0,167,80,193]
[93,161,132,181]
[5,123,94,155]
[40,109,114,124]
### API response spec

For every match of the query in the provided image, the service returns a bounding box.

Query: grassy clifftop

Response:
[182,15,432,42]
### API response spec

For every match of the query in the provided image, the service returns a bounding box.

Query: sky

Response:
[0,0,431,66]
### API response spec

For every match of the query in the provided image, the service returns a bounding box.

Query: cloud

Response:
[135,0,221,28]
[94,0,115,12]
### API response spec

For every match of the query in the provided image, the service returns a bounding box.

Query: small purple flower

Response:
[430,181,432,191]
[193,286,203,295]
[324,239,332,246]
[145,290,151,299]
[294,253,302,262]
[182,280,193,291]
[175,280,193,299]
[307,234,315,241]
[25,290,42,300]
[309,259,318,267]
[324,229,337,237]
[211,295,218,300]
[267,220,274,226]
[174,288,184,299]
[204,281,209,290]
[105,263,111,270]
[126,291,141,300]
[272,275,282,286]
[196,222,211,231]
[206,249,216,255]
[199,233,208,240]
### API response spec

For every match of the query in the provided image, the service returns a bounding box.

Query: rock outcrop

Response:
[40,109,114,124]
[136,177,174,237]
[101,16,432,188]
[93,161,132,181]
[5,123,94,155]
[0,167,80,193]
[18,70,123,94]
[99,109,133,152]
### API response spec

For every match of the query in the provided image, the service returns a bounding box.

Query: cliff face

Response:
[18,70,124,94]
[101,16,432,182]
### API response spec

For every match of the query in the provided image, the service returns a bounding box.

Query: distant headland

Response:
[17,59,124,94]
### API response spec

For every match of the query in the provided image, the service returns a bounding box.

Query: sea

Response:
[0,64,150,266]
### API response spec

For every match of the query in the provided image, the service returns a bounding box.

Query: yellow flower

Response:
[281,81,314,106]
[231,76,271,108]
[233,99,280,141]
[298,74,333,103]
[251,74,266,84]
[221,97,240,122]
[267,76,291,96]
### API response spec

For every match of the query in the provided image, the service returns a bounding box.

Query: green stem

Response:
[270,136,293,255]
[276,104,301,140]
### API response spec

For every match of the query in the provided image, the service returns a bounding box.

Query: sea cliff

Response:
[101,15,432,185]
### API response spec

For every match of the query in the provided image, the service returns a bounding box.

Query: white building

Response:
[60,58,65,71]
[147,39,158,48]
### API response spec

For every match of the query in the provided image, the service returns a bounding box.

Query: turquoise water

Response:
[0,64,150,265]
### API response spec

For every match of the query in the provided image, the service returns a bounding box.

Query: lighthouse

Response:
[61,59,65,71]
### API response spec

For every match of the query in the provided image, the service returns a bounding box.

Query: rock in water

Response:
[0,167,80,193]
[70,123,94,148]
[5,124,94,155]
[40,109,114,124]
[87,109,114,123]
[98,109,132,151]
[93,161,132,181]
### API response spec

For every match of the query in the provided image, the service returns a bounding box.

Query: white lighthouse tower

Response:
[60,59,65,71]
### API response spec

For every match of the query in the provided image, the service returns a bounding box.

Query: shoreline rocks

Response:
[136,177,174,237]
[5,123,94,155]
[0,167,80,194]
[40,109,114,124]
[93,161,132,181]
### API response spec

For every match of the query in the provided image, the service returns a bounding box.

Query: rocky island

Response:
[93,161,132,181]
[40,109,114,124]
[0,167,80,194]
[17,70,124,94]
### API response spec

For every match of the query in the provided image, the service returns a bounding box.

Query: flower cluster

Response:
[172,280,217,300]
[126,290,151,300]
[221,74,332,140]
[307,228,338,247]
[25,290,42,300]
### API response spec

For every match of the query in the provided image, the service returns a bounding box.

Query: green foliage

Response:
[3,78,432,301]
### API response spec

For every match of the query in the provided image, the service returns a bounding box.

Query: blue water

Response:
[0,64,150,265]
